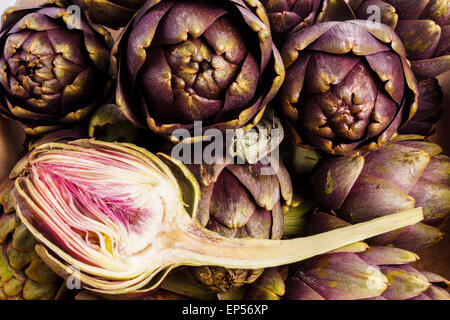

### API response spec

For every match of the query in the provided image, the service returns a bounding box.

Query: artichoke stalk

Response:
[278,20,418,155]
[311,136,450,251]
[348,0,450,78]
[0,0,113,136]
[112,0,285,141]
[7,139,423,296]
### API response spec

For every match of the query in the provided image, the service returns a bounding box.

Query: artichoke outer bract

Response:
[399,78,444,137]
[349,0,450,78]
[71,0,147,29]
[0,0,114,136]
[284,246,450,300]
[8,139,424,296]
[112,0,285,141]
[88,104,138,143]
[311,136,450,251]
[244,268,286,300]
[261,0,355,42]
[278,20,418,155]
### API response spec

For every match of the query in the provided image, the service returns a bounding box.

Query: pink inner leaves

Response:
[20,142,177,267]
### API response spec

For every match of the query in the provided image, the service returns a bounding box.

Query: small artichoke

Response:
[0,181,61,300]
[348,0,450,78]
[261,0,354,41]
[399,78,444,137]
[112,0,285,141]
[187,158,293,292]
[71,0,147,29]
[0,0,113,135]
[278,20,418,155]
[311,136,450,251]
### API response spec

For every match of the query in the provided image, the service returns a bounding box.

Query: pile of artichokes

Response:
[0,0,448,300]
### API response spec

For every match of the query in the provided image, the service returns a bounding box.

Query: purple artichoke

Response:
[71,0,147,29]
[0,0,113,136]
[278,20,418,155]
[112,0,285,141]
[399,78,444,136]
[260,0,354,41]
[348,0,450,78]
[311,136,450,251]
[187,157,293,292]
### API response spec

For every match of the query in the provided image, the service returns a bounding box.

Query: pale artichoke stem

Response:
[174,208,423,269]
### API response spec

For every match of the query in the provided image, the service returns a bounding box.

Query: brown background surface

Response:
[0,0,449,285]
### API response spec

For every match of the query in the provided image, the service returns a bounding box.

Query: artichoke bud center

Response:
[321,95,360,127]
[12,49,44,81]
[165,36,239,99]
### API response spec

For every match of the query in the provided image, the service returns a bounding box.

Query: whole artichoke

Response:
[399,78,444,136]
[71,0,146,29]
[260,0,354,41]
[0,181,62,300]
[112,0,285,141]
[311,136,450,251]
[348,0,450,78]
[0,0,113,135]
[278,20,418,155]
[187,158,293,292]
